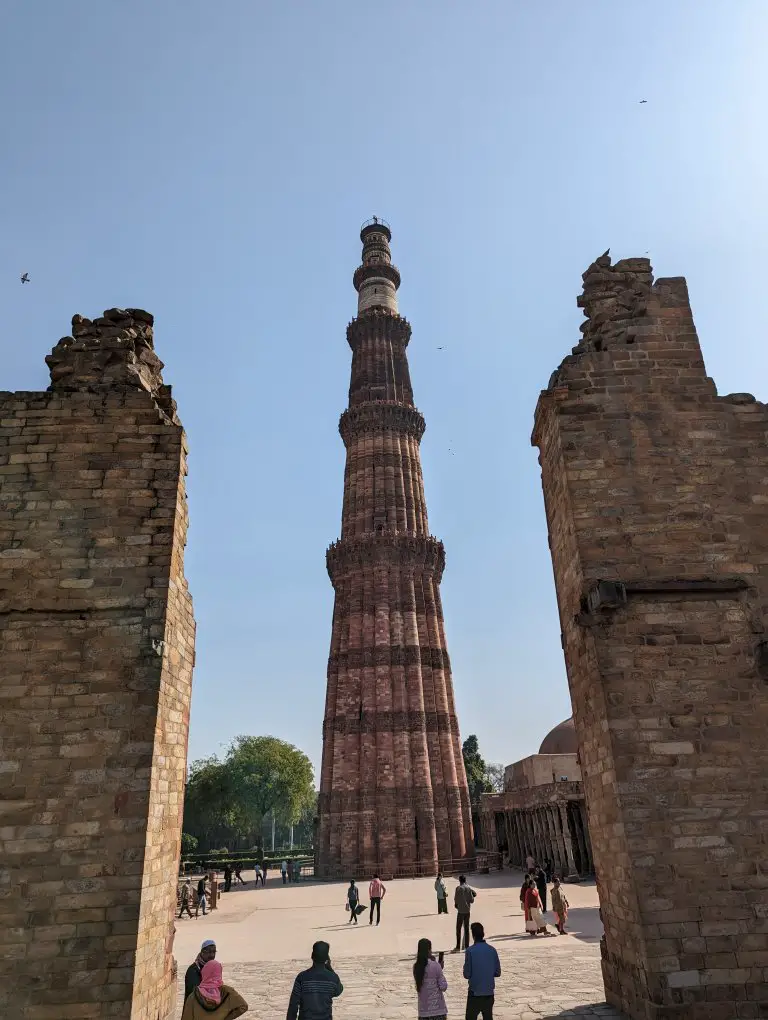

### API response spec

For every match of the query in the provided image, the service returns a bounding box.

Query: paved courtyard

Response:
[174,869,621,1019]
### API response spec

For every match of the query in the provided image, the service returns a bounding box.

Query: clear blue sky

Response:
[3,2,767,780]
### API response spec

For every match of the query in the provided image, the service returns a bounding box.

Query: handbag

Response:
[345,902,350,911]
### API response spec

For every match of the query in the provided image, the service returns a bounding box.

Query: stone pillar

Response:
[579,802,594,873]
[557,804,579,881]
[317,223,473,877]
[532,809,544,863]
[543,805,559,871]
[572,801,590,875]
[533,252,768,1019]
[0,310,195,1019]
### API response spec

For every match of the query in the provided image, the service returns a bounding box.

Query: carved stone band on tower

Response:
[315,221,474,879]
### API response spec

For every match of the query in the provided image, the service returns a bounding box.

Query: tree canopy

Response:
[182,735,315,853]
[462,734,503,806]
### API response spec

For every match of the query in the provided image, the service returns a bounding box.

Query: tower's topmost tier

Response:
[354,216,401,316]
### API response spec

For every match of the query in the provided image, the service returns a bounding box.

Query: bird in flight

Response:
[437,346,443,350]
[20,272,30,284]
[639,99,647,104]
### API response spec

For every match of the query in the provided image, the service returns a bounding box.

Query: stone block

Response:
[0,311,194,1018]
[533,254,768,1019]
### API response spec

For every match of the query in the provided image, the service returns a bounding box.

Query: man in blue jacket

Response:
[463,922,501,1019]
[286,941,343,1020]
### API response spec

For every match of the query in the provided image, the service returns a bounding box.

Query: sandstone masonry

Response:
[533,255,768,1019]
[0,309,194,1018]
[316,222,473,878]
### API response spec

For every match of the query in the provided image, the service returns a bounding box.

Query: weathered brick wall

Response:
[0,309,194,1019]
[533,255,768,1019]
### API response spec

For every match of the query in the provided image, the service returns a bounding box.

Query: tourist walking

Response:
[463,922,500,1020]
[261,860,268,885]
[535,866,548,912]
[551,877,569,934]
[346,879,360,923]
[196,876,208,917]
[435,872,448,914]
[524,878,552,936]
[254,863,262,887]
[223,865,233,893]
[453,875,476,951]
[413,938,448,1020]
[369,873,386,925]
[181,960,248,1020]
[184,939,217,1000]
[281,859,288,884]
[286,941,343,1020]
[233,865,245,886]
[179,879,194,919]
[525,854,535,872]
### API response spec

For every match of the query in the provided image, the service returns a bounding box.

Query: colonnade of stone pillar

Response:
[494,801,593,877]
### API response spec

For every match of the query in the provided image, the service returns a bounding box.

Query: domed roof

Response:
[538,717,577,755]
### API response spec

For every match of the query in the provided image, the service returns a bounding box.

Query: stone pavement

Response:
[174,870,623,1019]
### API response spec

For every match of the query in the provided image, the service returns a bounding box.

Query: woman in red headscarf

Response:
[181,959,249,1019]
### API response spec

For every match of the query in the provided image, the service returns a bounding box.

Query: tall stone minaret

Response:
[316,219,474,878]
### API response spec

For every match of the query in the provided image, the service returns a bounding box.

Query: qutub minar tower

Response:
[316,219,474,878]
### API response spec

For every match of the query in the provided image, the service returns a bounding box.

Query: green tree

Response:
[182,736,315,854]
[462,734,493,807]
[181,832,198,856]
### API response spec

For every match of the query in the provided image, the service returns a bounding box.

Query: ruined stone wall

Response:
[533,255,768,1020]
[0,309,194,1019]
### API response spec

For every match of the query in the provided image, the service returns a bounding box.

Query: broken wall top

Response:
[45,307,178,423]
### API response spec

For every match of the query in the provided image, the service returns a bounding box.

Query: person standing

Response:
[453,875,476,952]
[519,873,530,911]
[525,854,535,873]
[181,960,248,1020]
[346,880,360,923]
[184,939,217,1000]
[281,859,288,885]
[287,941,343,1020]
[223,865,232,893]
[535,866,548,912]
[179,879,194,919]
[195,876,208,917]
[435,872,448,915]
[463,922,501,1020]
[261,860,268,886]
[551,877,570,934]
[413,938,448,1020]
[254,863,262,888]
[524,879,551,936]
[369,874,386,925]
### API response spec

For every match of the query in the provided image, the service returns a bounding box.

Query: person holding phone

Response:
[413,938,448,1019]
[286,941,343,1020]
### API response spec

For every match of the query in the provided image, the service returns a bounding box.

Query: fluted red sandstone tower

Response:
[533,253,768,1020]
[316,220,473,878]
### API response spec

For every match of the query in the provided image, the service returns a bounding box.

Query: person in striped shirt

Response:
[286,942,343,1020]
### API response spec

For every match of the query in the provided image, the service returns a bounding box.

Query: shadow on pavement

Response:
[539,1004,625,1019]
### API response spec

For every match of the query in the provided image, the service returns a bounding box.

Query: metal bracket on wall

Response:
[574,576,750,628]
